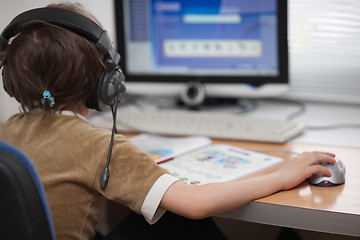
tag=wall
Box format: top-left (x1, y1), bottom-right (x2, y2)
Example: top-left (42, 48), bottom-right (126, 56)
top-left (0, 0), bottom-right (115, 122)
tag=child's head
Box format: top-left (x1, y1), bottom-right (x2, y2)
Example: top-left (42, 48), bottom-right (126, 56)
top-left (0, 3), bottom-right (105, 113)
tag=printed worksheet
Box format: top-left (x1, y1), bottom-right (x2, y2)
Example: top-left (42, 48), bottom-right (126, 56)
top-left (160, 144), bottom-right (283, 185)
top-left (130, 133), bottom-right (212, 163)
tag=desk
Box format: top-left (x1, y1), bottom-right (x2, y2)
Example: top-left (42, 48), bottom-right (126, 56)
top-left (210, 138), bottom-right (360, 237)
top-left (95, 119), bottom-right (360, 238)
top-left (109, 134), bottom-right (359, 237)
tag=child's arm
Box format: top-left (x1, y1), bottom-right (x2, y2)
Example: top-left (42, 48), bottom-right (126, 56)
top-left (160, 151), bottom-right (336, 219)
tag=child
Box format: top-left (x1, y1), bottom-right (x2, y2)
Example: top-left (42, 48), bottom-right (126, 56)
top-left (0, 3), bottom-right (336, 240)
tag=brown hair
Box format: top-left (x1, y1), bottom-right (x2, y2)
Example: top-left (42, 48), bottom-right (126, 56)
top-left (0, 3), bottom-right (104, 113)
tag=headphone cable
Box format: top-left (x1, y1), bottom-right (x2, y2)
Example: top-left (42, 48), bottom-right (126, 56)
top-left (100, 100), bottom-right (119, 189)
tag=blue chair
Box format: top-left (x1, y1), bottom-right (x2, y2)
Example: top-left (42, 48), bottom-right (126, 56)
top-left (0, 141), bottom-right (56, 240)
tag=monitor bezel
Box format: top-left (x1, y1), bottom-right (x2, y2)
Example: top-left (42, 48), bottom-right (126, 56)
top-left (114, 0), bottom-right (288, 88)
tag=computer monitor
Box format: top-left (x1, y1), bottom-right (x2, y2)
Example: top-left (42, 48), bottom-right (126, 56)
top-left (115, 0), bottom-right (288, 106)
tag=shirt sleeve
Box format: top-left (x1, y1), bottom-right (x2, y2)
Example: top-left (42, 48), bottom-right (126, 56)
top-left (92, 132), bottom-right (176, 217)
top-left (140, 174), bottom-right (179, 224)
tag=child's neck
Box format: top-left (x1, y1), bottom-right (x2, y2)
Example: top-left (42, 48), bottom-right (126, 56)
top-left (65, 105), bottom-right (90, 120)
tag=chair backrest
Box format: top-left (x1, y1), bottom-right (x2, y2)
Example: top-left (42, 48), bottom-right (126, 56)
top-left (0, 141), bottom-right (56, 240)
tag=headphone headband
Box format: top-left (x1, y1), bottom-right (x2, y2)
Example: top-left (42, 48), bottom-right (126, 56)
top-left (0, 7), bottom-right (120, 66)
top-left (0, 6), bottom-right (126, 112)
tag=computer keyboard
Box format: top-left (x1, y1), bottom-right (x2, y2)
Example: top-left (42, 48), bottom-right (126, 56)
top-left (90, 107), bottom-right (307, 143)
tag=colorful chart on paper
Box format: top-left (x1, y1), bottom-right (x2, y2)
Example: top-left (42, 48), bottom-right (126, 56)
top-left (130, 133), bottom-right (211, 163)
top-left (160, 144), bottom-right (283, 185)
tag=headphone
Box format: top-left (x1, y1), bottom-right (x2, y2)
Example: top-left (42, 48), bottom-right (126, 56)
top-left (0, 7), bottom-right (126, 111)
top-left (0, 7), bottom-right (127, 189)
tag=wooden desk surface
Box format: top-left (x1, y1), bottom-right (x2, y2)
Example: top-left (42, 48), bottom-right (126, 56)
top-left (210, 138), bottom-right (360, 237)
top-left (117, 134), bottom-right (360, 236)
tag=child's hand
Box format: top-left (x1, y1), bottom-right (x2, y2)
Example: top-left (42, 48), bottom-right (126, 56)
top-left (274, 151), bottom-right (336, 190)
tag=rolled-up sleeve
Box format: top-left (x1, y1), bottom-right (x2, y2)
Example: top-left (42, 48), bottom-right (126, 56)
top-left (141, 174), bottom-right (179, 224)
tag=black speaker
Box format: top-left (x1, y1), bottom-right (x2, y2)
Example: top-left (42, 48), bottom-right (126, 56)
top-left (0, 7), bottom-right (126, 111)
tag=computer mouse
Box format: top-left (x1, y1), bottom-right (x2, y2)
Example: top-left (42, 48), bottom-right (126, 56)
top-left (307, 157), bottom-right (346, 187)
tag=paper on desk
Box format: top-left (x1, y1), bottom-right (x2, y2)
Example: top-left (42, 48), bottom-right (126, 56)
top-left (160, 144), bottom-right (283, 185)
top-left (131, 133), bottom-right (283, 185)
top-left (130, 133), bottom-right (212, 163)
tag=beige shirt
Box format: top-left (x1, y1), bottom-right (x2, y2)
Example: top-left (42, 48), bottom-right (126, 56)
top-left (0, 112), bottom-right (176, 240)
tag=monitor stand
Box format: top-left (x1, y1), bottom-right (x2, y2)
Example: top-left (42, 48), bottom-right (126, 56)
top-left (176, 97), bottom-right (256, 113)
top-left (177, 81), bottom-right (256, 113)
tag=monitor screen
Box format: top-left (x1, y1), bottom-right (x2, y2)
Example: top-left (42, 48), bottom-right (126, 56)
top-left (115, 0), bottom-right (288, 104)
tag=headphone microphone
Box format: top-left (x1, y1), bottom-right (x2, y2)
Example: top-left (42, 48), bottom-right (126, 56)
top-left (0, 7), bottom-right (126, 190)
top-left (100, 87), bottom-right (124, 189)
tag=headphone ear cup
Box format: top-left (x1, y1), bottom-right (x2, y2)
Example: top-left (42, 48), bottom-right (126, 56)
top-left (86, 67), bottom-right (126, 111)
top-left (85, 78), bottom-right (102, 110)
